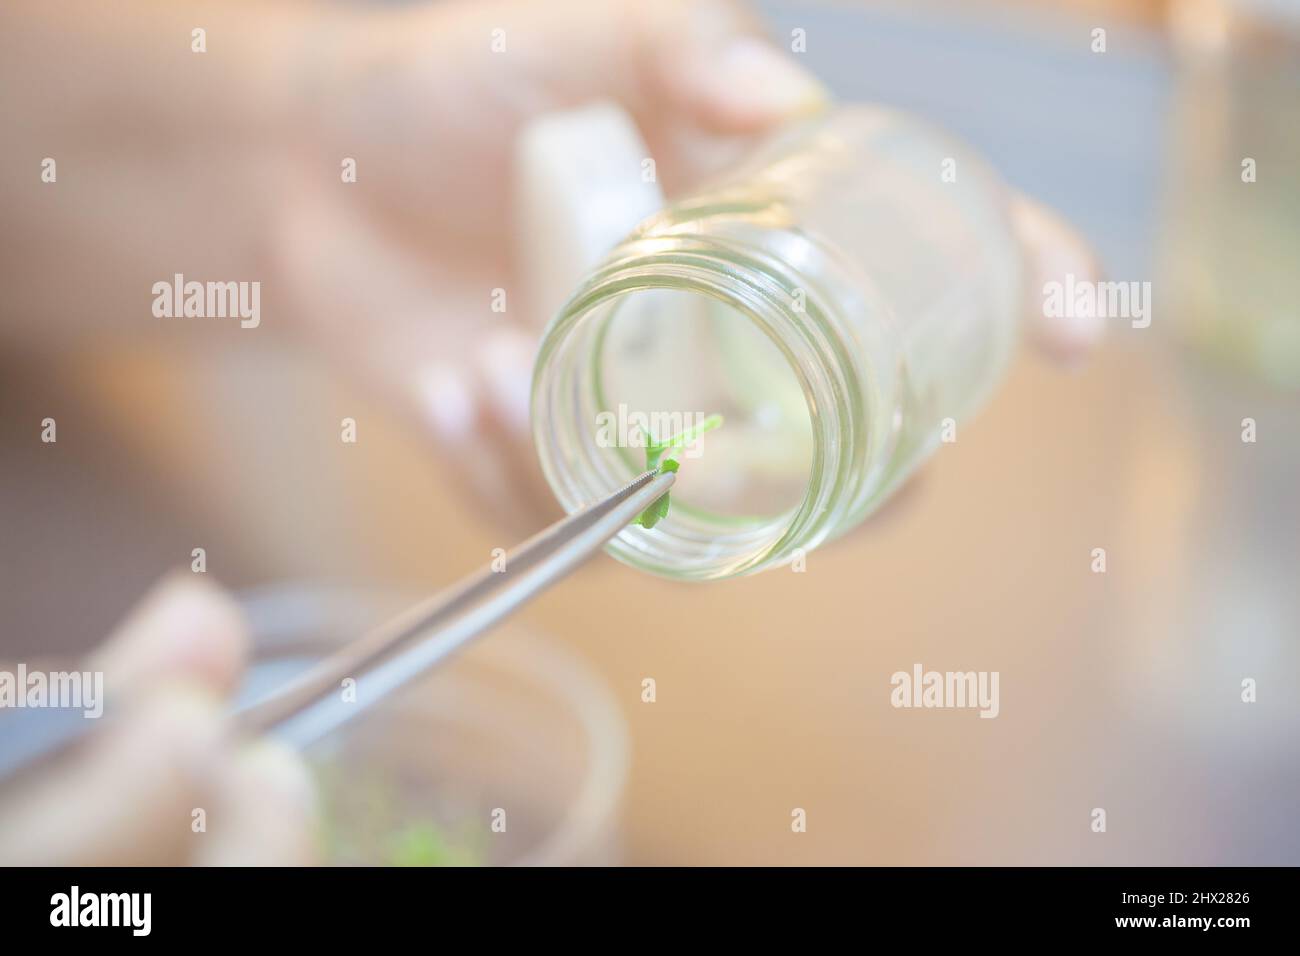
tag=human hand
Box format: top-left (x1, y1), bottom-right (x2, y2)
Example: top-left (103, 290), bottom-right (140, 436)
top-left (0, 576), bottom-right (316, 866)
top-left (271, 0), bottom-right (1101, 524)
top-left (1, 0), bottom-right (1099, 528)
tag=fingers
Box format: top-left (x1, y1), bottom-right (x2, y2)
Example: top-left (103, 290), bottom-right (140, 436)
top-left (90, 572), bottom-right (249, 699)
top-left (422, 325), bottom-right (563, 531)
top-left (0, 576), bottom-right (318, 865)
top-left (0, 576), bottom-right (240, 864)
top-left (194, 740), bottom-right (318, 867)
top-left (518, 0), bottom-right (827, 189)
top-left (1010, 194), bottom-right (1105, 366)
top-left (333, 0), bottom-right (827, 223)
top-left (0, 685), bottom-right (225, 865)
top-left (640, 5), bottom-right (829, 134)
top-left (0, 690), bottom-right (319, 866)
top-left (427, 0), bottom-right (827, 133)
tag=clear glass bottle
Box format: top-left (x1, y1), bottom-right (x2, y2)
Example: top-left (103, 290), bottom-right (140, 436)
top-left (531, 105), bottom-right (1024, 581)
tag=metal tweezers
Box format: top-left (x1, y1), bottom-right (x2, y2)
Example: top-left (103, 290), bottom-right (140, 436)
top-left (0, 468), bottom-right (674, 783)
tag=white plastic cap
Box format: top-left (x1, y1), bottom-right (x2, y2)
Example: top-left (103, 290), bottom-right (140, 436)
top-left (514, 102), bottom-right (666, 326)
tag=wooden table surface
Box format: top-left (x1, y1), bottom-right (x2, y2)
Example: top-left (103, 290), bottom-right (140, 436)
top-left (6, 329), bottom-right (1295, 864)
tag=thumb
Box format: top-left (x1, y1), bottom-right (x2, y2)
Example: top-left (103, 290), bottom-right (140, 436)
top-left (433, 0), bottom-right (827, 134)
top-left (380, 0), bottom-right (829, 195)
top-left (546, 0), bottom-right (829, 134)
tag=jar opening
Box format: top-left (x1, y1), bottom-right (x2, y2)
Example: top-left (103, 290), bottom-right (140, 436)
top-left (532, 247), bottom-right (867, 580)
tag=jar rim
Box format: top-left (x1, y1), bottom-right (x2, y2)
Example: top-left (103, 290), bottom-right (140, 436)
top-left (530, 234), bottom-right (875, 580)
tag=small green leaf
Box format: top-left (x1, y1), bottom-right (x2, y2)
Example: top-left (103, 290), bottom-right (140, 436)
top-left (637, 494), bottom-right (669, 529)
top-left (632, 416), bottom-right (721, 529)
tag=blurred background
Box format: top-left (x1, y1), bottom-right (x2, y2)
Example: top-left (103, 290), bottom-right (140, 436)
top-left (2, 0), bottom-right (1298, 864)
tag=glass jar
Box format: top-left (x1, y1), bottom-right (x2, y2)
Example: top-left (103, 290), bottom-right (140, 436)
top-left (238, 585), bottom-right (630, 865)
top-left (531, 105), bottom-right (1024, 581)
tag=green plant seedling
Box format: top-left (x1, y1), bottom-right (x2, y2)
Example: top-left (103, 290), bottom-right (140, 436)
top-left (634, 414), bottom-right (723, 529)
